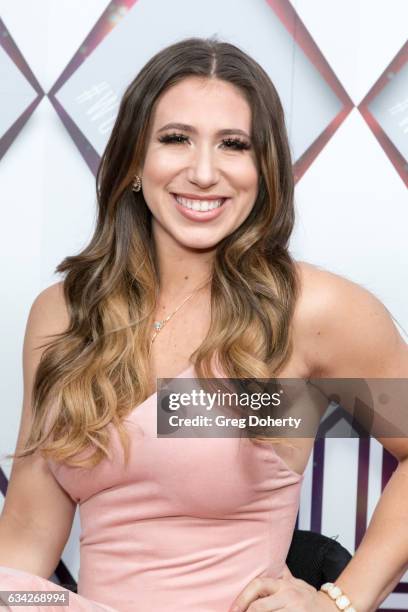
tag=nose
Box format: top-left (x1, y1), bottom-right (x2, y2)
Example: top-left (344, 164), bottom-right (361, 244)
top-left (186, 143), bottom-right (219, 188)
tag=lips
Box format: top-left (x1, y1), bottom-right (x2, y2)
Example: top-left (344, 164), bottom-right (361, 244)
top-left (172, 192), bottom-right (228, 201)
top-left (171, 193), bottom-right (229, 221)
top-left (172, 194), bottom-right (226, 210)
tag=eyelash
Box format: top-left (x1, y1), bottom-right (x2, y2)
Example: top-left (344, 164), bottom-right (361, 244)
top-left (158, 133), bottom-right (251, 151)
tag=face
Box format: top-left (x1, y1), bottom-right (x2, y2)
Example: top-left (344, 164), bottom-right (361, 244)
top-left (139, 76), bottom-right (260, 251)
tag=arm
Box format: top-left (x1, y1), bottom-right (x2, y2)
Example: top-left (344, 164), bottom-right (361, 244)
top-left (228, 264), bottom-right (408, 612)
top-left (303, 265), bottom-right (408, 612)
top-left (0, 283), bottom-right (76, 578)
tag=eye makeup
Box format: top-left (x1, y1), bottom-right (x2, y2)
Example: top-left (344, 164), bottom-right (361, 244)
top-left (158, 132), bottom-right (251, 151)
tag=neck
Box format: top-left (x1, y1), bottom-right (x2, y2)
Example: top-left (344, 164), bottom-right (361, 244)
top-left (153, 229), bottom-right (215, 301)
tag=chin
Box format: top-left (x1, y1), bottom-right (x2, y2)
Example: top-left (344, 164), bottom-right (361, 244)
top-left (176, 235), bottom-right (224, 251)
top-left (170, 228), bottom-right (227, 250)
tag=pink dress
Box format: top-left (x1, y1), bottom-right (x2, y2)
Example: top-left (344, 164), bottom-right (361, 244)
top-left (0, 364), bottom-right (303, 611)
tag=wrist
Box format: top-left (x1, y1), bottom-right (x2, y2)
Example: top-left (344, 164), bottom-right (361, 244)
top-left (316, 590), bottom-right (341, 610)
top-left (319, 583), bottom-right (357, 612)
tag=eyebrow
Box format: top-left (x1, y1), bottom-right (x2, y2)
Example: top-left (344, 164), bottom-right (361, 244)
top-left (156, 122), bottom-right (251, 139)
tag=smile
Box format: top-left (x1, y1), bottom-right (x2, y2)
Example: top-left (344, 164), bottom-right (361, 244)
top-left (171, 193), bottom-right (229, 222)
top-left (173, 194), bottom-right (226, 212)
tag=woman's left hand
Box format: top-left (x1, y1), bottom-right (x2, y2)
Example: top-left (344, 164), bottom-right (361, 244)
top-left (228, 566), bottom-right (336, 611)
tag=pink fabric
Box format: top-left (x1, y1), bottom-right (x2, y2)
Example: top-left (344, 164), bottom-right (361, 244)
top-left (0, 365), bottom-right (303, 611)
top-left (0, 566), bottom-right (115, 611)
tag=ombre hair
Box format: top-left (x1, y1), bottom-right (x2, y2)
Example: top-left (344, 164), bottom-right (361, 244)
top-left (10, 36), bottom-right (300, 469)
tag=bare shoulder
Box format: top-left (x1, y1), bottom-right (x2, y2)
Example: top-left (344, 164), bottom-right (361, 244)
top-left (23, 281), bottom-right (70, 382)
top-left (27, 281), bottom-right (69, 344)
top-left (294, 260), bottom-right (374, 314)
top-left (29, 281), bottom-right (68, 324)
top-left (292, 260), bottom-right (408, 377)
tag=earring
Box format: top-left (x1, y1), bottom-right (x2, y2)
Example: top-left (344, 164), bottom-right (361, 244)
top-left (131, 175), bottom-right (142, 192)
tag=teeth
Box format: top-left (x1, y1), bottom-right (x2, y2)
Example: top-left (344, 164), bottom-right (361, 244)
top-left (174, 195), bottom-right (225, 211)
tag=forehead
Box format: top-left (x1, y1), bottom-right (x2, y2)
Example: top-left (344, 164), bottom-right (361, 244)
top-left (150, 77), bottom-right (252, 130)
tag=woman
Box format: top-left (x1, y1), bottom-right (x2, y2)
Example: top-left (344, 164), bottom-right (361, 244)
top-left (0, 36), bottom-right (407, 612)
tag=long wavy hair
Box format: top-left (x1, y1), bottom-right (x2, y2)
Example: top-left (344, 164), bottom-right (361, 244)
top-left (10, 36), bottom-right (300, 469)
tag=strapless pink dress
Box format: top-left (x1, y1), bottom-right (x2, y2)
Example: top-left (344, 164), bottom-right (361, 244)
top-left (0, 364), bottom-right (303, 611)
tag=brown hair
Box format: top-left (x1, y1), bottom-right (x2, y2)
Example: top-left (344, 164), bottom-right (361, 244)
top-left (9, 36), bottom-right (300, 469)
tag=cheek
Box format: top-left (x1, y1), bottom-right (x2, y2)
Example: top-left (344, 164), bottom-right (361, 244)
top-left (231, 157), bottom-right (259, 189)
top-left (144, 148), bottom-right (183, 182)
top-left (233, 166), bottom-right (259, 219)
top-left (238, 170), bottom-right (260, 202)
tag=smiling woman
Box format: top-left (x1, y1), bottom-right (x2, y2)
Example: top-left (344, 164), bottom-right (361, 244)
top-left (1, 35), bottom-right (407, 612)
top-left (138, 76), bottom-right (261, 245)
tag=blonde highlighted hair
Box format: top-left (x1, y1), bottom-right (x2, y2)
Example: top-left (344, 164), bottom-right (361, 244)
top-left (9, 36), bottom-right (300, 469)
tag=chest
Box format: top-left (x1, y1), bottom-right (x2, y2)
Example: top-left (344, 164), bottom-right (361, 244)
top-left (147, 298), bottom-right (318, 477)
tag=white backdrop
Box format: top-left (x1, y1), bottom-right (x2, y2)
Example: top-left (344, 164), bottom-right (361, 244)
top-left (0, 1), bottom-right (407, 609)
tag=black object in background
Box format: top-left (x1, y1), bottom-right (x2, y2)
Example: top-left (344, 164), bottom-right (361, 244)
top-left (286, 529), bottom-right (352, 588)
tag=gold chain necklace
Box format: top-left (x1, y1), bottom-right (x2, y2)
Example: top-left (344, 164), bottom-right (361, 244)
top-left (150, 280), bottom-right (211, 348)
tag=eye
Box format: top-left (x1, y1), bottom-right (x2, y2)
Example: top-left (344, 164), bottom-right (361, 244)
top-left (221, 138), bottom-right (251, 151)
top-left (158, 133), bottom-right (251, 151)
top-left (158, 133), bottom-right (188, 145)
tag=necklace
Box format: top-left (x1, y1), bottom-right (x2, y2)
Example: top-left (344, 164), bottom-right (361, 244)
top-left (150, 280), bottom-right (211, 347)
